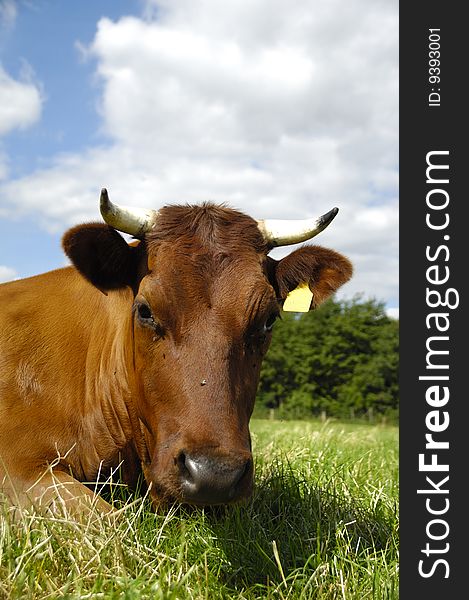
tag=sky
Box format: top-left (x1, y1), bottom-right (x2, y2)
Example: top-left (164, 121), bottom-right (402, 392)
top-left (0, 0), bottom-right (398, 317)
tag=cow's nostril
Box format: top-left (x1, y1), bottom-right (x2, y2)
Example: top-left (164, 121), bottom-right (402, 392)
top-left (176, 451), bottom-right (192, 481)
top-left (175, 452), bottom-right (187, 474)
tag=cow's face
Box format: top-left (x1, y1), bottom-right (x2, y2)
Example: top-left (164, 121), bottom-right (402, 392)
top-left (63, 202), bottom-right (352, 506)
top-left (129, 207), bottom-right (280, 505)
top-left (133, 235), bottom-right (278, 505)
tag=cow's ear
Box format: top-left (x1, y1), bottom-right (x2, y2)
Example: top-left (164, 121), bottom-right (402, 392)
top-left (268, 245), bottom-right (353, 309)
top-left (62, 223), bottom-right (140, 292)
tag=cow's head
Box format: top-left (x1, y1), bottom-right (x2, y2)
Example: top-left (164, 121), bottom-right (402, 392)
top-left (62, 190), bottom-right (352, 506)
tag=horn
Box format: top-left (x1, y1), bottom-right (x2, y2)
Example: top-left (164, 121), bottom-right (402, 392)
top-left (256, 207), bottom-right (339, 247)
top-left (99, 188), bottom-right (158, 237)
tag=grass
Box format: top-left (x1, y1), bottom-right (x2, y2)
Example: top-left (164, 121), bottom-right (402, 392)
top-left (0, 419), bottom-right (398, 599)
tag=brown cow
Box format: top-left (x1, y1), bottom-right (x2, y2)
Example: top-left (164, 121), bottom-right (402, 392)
top-left (0, 190), bottom-right (352, 517)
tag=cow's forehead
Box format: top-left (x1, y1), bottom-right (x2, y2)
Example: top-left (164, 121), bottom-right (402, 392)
top-left (143, 241), bottom-right (271, 312)
top-left (142, 204), bottom-right (268, 289)
top-left (144, 202), bottom-right (268, 256)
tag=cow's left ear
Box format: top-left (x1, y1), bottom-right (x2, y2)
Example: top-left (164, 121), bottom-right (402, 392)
top-left (268, 245), bottom-right (353, 309)
top-left (62, 223), bottom-right (141, 292)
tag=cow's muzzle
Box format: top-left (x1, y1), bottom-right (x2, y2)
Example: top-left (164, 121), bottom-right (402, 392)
top-left (176, 451), bottom-right (253, 505)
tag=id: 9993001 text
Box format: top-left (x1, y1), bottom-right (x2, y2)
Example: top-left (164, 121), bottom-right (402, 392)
top-left (428, 29), bottom-right (441, 107)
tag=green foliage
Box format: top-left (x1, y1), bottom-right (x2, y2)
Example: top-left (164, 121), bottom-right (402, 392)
top-left (256, 296), bottom-right (399, 420)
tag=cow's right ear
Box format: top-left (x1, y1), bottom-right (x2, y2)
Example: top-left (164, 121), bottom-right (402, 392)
top-left (62, 223), bottom-right (140, 292)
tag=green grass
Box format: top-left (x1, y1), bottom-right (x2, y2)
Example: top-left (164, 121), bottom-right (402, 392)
top-left (0, 419), bottom-right (398, 599)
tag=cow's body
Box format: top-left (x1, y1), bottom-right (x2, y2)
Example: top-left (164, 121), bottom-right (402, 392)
top-left (0, 268), bottom-right (141, 513)
top-left (0, 200), bottom-right (352, 516)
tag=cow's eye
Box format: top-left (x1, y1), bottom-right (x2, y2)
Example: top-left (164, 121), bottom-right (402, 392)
top-left (135, 301), bottom-right (165, 337)
top-left (138, 302), bottom-right (152, 320)
top-left (263, 312), bottom-right (279, 332)
top-left (135, 301), bottom-right (157, 328)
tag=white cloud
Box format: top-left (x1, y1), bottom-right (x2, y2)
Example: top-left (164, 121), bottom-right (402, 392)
top-left (386, 307), bottom-right (399, 320)
top-left (0, 64), bottom-right (42, 136)
top-left (0, 147), bottom-right (8, 180)
top-left (0, 0), bottom-right (398, 306)
top-left (0, 0), bottom-right (17, 30)
top-left (0, 265), bottom-right (16, 283)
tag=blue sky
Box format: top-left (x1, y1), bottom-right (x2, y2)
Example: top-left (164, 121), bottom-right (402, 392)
top-left (0, 0), bottom-right (398, 316)
top-left (0, 1), bottom-right (142, 276)
top-left (1, 1), bottom-right (142, 172)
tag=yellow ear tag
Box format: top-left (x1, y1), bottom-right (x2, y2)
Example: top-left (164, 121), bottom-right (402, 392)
top-left (283, 283), bottom-right (313, 312)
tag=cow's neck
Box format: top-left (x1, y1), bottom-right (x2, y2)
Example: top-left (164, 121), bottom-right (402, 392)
top-left (84, 288), bottom-right (150, 478)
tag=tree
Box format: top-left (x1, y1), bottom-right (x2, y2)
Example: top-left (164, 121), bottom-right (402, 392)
top-left (256, 296), bottom-right (399, 420)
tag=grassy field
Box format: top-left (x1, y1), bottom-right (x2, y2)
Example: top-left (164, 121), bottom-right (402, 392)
top-left (0, 419), bottom-right (398, 599)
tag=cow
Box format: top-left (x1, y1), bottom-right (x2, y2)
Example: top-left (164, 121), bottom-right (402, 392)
top-left (0, 190), bottom-right (352, 517)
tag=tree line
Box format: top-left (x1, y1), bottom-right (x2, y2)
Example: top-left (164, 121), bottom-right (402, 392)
top-left (255, 296), bottom-right (399, 421)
